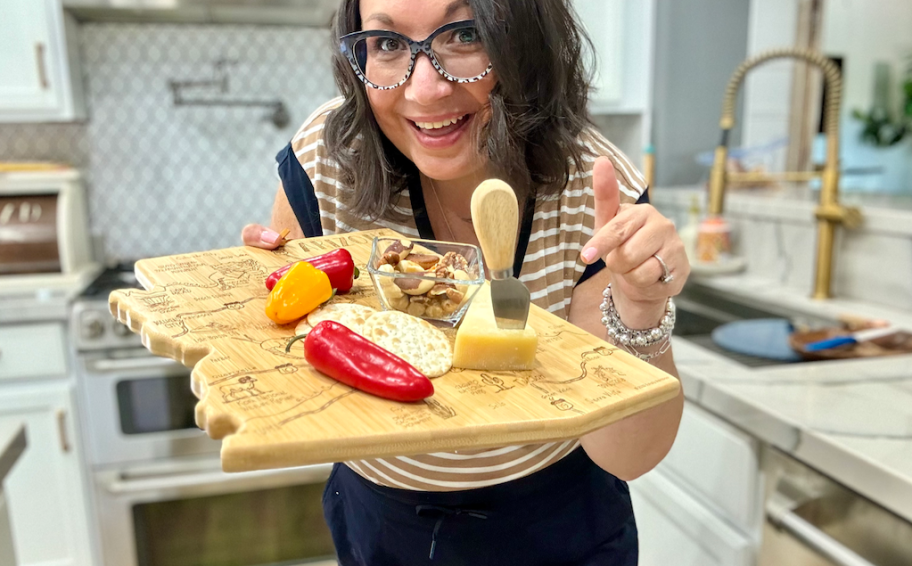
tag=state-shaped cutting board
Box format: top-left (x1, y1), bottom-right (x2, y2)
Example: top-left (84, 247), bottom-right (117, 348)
top-left (109, 229), bottom-right (680, 472)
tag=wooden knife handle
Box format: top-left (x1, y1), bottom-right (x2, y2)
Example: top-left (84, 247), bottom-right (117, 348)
top-left (471, 179), bottom-right (518, 273)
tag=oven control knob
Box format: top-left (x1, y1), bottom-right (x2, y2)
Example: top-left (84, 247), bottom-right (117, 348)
top-left (111, 320), bottom-right (132, 337)
top-left (81, 312), bottom-right (106, 340)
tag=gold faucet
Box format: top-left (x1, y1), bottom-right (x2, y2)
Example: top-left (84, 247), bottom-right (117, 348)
top-left (708, 47), bottom-right (862, 300)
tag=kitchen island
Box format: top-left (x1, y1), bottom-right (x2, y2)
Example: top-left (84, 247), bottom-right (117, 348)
top-left (672, 274), bottom-right (912, 524)
top-left (631, 186), bottom-right (912, 564)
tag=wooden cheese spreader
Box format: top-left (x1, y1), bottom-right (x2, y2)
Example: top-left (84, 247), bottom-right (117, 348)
top-left (109, 229), bottom-right (680, 472)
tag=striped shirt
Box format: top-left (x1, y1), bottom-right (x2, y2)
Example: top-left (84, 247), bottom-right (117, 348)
top-left (281, 96), bottom-right (646, 491)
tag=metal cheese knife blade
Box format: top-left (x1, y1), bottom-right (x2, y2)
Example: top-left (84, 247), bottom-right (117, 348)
top-left (471, 179), bottom-right (531, 329)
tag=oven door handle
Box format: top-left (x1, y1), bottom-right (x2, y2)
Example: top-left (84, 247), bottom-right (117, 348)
top-left (766, 498), bottom-right (876, 566)
top-left (105, 463), bottom-right (333, 495)
top-left (88, 356), bottom-right (182, 373)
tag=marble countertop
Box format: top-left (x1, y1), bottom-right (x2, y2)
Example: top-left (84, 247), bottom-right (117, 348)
top-left (0, 265), bottom-right (100, 324)
top-left (0, 289), bottom-right (74, 324)
top-left (673, 275), bottom-right (912, 523)
top-left (0, 424), bottom-right (26, 484)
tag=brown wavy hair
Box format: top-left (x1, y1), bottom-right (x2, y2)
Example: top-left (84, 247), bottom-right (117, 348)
top-left (324, 0), bottom-right (595, 220)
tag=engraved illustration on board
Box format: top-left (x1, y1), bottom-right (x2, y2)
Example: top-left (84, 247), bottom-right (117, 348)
top-left (108, 228), bottom-right (680, 471)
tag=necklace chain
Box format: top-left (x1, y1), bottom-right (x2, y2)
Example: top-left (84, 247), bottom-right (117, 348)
top-left (428, 178), bottom-right (460, 241)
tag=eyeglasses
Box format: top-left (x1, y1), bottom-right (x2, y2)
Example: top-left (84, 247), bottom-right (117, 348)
top-left (340, 20), bottom-right (493, 90)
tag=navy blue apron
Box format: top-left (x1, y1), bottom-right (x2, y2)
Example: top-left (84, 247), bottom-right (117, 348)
top-left (276, 142), bottom-right (652, 565)
top-left (322, 447), bottom-right (637, 566)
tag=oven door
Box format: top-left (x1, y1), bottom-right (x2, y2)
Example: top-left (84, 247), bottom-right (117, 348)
top-left (94, 456), bottom-right (337, 566)
top-left (79, 349), bottom-right (220, 467)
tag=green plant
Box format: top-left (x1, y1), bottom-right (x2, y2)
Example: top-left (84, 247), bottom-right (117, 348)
top-left (851, 107), bottom-right (907, 147)
top-left (904, 54), bottom-right (912, 119)
top-left (852, 58), bottom-right (911, 147)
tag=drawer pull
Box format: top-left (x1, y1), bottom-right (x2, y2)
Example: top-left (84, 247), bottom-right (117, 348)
top-left (56, 409), bottom-right (70, 453)
top-left (36, 43), bottom-right (49, 89)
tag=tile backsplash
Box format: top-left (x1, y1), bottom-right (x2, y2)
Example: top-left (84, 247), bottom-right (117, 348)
top-left (0, 23), bottom-right (338, 262)
top-left (652, 187), bottom-right (912, 311)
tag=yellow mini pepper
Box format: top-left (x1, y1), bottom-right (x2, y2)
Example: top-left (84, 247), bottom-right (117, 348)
top-left (265, 261), bottom-right (333, 324)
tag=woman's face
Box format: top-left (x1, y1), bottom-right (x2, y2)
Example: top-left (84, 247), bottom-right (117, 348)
top-left (358, 0), bottom-right (496, 183)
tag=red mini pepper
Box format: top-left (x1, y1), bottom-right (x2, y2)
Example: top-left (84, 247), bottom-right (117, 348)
top-left (266, 248), bottom-right (359, 293)
top-left (289, 320), bottom-right (434, 402)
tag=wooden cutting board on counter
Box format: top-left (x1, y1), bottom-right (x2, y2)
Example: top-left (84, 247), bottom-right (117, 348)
top-left (109, 229), bottom-right (680, 472)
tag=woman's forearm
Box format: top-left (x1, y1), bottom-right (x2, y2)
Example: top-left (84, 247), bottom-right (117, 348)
top-left (570, 274), bottom-right (684, 480)
top-left (580, 341), bottom-right (683, 481)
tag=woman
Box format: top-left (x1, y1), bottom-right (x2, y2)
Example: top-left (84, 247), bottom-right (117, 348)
top-left (243, 0), bottom-right (689, 563)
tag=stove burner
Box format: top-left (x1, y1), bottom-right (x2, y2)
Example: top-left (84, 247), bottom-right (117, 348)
top-left (117, 272), bottom-right (138, 285)
top-left (79, 263), bottom-right (142, 299)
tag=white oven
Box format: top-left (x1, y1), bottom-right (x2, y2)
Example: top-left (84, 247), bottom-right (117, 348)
top-left (78, 349), bottom-right (217, 466)
top-left (92, 454), bottom-right (336, 566)
top-left (72, 273), bottom-right (338, 566)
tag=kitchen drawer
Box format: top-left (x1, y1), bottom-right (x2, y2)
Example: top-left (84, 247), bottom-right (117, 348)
top-left (631, 471), bottom-right (754, 566)
top-left (0, 323), bottom-right (67, 380)
top-left (657, 401), bottom-right (761, 532)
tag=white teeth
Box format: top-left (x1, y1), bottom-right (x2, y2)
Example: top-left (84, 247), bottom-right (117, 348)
top-left (415, 115), bottom-right (466, 130)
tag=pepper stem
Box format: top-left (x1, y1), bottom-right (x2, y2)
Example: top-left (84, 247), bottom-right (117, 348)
top-left (285, 333), bottom-right (308, 353)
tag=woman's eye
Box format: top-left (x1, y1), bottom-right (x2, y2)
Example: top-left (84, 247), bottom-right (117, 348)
top-left (455, 29), bottom-right (478, 43)
top-left (377, 38), bottom-right (402, 52)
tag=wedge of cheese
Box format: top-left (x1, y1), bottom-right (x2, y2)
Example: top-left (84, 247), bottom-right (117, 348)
top-left (453, 286), bottom-right (538, 370)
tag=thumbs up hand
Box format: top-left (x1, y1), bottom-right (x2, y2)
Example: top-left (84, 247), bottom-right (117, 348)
top-left (580, 157), bottom-right (689, 328)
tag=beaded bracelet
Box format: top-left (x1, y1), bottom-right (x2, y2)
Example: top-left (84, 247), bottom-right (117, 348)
top-left (600, 284), bottom-right (675, 361)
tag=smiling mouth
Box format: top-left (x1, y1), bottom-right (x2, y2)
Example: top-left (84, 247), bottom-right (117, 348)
top-left (409, 114), bottom-right (471, 136)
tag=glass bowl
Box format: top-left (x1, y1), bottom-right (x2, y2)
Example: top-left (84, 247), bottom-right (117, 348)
top-left (367, 237), bottom-right (485, 327)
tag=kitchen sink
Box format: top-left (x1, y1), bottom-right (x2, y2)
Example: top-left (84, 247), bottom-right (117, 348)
top-left (674, 285), bottom-right (834, 368)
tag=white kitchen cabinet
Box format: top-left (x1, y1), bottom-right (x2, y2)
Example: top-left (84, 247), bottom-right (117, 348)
top-left (658, 401), bottom-right (762, 532)
top-left (0, 323), bottom-right (68, 382)
top-left (574, 0), bottom-right (655, 169)
top-left (0, 0), bottom-right (85, 122)
top-left (631, 471), bottom-right (755, 566)
top-left (574, 0), bottom-right (654, 113)
top-left (630, 401), bottom-right (763, 565)
top-left (0, 382), bottom-right (95, 566)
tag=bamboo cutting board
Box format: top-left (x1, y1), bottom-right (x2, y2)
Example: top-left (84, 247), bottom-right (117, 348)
top-left (109, 229), bottom-right (680, 472)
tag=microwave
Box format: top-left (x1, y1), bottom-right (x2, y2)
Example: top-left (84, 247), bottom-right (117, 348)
top-left (0, 168), bottom-right (97, 286)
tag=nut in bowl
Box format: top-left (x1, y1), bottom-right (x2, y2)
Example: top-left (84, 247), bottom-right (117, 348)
top-left (367, 237), bottom-right (485, 327)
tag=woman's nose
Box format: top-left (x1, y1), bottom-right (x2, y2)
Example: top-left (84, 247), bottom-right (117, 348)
top-left (404, 53), bottom-right (453, 104)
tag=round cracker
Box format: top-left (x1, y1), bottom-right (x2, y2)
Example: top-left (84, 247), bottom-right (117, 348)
top-left (294, 318), bottom-right (313, 336)
top-left (362, 310), bottom-right (452, 377)
top-left (306, 303), bottom-right (377, 335)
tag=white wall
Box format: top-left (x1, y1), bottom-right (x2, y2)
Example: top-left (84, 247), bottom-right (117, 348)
top-left (822, 0), bottom-right (912, 114)
top-left (651, 0), bottom-right (751, 186)
top-left (740, 0), bottom-right (912, 192)
top-left (821, 0), bottom-right (912, 192)
top-left (741, 0), bottom-right (800, 173)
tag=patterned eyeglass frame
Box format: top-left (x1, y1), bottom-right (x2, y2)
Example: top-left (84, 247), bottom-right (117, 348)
top-left (340, 19), bottom-right (493, 90)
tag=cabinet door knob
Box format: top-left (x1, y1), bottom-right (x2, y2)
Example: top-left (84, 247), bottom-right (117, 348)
top-left (56, 409), bottom-right (70, 453)
top-left (35, 42), bottom-right (50, 90)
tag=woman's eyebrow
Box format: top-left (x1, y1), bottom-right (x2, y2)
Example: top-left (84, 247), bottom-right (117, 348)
top-left (363, 0), bottom-right (469, 28)
top-left (444, 0), bottom-right (470, 19)
top-left (363, 12), bottom-right (394, 26)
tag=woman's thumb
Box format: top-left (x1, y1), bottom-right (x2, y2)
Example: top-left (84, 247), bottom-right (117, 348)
top-left (593, 157), bottom-right (620, 231)
top-left (242, 224), bottom-right (283, 249)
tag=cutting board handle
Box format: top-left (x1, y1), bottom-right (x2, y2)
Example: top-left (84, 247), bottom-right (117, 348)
top-left (471, 179), bottom-right (518, 273)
